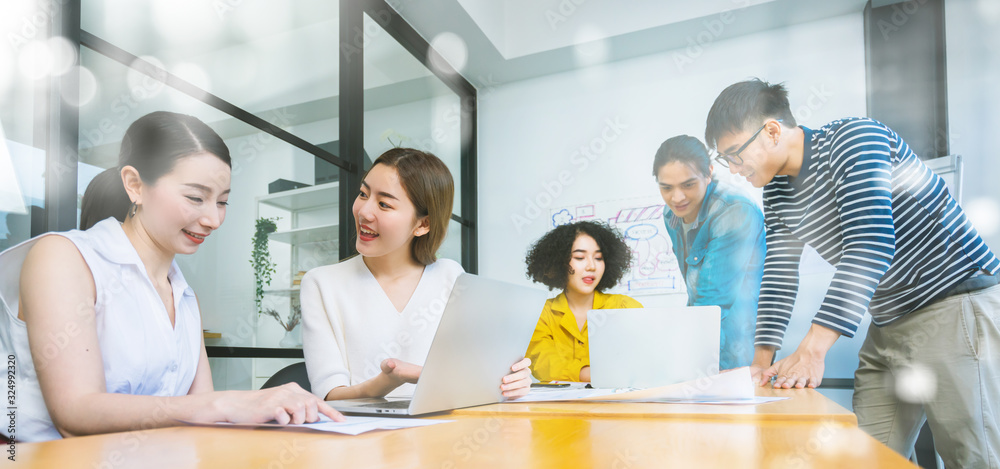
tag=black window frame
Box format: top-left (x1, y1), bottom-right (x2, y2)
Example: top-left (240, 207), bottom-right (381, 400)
top-left (38, 0), bottom-right (478, 359)
top-left (42, 0), bottom-right (477, 268)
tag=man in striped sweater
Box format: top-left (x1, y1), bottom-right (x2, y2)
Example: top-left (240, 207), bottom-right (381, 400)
top-left (704, 78), bottom-right (999, 467)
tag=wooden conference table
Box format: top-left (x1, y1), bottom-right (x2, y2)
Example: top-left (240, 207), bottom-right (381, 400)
top-left (14, 388), bottom-right (914, 468)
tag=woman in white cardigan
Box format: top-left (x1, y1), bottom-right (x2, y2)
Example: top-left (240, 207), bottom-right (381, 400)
top-left (302, 148), bottom-right (532, 400)
top-left (1, 112), bottom-right (340, 443)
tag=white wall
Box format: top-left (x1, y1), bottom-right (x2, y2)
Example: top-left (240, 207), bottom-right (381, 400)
top-left (944, 0), bottom-right (1000, 250)
top-left (476, 13), bottom-right (871, 397)
top-left (478, 13), bottom-right (866, 289)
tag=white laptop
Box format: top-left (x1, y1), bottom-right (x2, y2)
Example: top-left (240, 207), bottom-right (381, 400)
top-left (326, 273), bottom-right (548, 416)
top-left (587, 306), bottom-right (721, 389)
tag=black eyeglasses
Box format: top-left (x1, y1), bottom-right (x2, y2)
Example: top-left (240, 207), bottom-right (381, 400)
top-left (713, 119), bottom-right (781, 168)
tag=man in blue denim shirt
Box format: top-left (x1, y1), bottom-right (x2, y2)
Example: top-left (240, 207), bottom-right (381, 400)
top-left (653, 135), bottom-right (766, 370)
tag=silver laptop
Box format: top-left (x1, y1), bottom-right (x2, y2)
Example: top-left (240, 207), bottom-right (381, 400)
top-left (587, 306), bottom-right (721, 389)
top-left (327, 273), bottom-right (548, 415)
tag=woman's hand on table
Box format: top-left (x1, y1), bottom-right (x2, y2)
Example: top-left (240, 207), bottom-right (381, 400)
top-left (217, 383), bottom-right (344, 424)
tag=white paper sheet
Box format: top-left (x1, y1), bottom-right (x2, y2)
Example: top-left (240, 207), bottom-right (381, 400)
top-left (582, 367), bottom-right (755, 402)
top-left (179, 415), bottom-right (453, 436)
top-left (516, 368), bottom-right (787, 405)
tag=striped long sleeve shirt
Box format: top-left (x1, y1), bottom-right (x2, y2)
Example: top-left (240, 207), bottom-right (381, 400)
top-left (755, 118), bottom-right (1000, 348)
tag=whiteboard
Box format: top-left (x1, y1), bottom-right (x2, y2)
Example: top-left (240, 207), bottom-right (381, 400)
top-left (549, 195), bottom-right (685, 296)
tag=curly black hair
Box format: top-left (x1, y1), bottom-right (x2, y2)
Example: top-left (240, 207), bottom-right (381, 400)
top-left (525, 220), bottom-right (632, 292)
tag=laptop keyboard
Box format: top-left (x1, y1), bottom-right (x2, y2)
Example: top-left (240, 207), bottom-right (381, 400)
top-left (358, 400), bottom-right (411, 409)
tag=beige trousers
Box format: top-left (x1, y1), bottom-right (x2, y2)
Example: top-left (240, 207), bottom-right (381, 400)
top-left (853, 283), bottom-right (1000, 468)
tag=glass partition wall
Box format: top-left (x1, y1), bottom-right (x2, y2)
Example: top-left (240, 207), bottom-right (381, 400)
top-left (1, 0), bottom-right (73, 251)
top-left (362, 12), bottom-right (467, 264)
top-left (12, 0), bottom-right (477, 391)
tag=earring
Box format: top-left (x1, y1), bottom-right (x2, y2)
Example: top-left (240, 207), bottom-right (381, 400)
top-left (129, 202), bottom-right (138, 218)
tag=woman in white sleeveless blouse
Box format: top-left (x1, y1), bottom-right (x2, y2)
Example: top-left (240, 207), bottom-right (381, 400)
top-left (0, 112), bottom-right (341, 443)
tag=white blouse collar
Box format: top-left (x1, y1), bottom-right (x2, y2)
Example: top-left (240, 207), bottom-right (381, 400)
top-left (87, 218), bottom-right (195, 299)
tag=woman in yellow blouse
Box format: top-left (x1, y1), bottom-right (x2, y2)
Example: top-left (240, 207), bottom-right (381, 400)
top-left (524, 220), bottom-right (642, 382)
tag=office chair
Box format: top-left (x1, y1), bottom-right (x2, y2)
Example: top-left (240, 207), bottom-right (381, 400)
top-left (260, 361), bottom-right (311, 393)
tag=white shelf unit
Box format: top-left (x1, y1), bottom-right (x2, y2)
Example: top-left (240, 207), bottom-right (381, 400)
top-left (253, 182), bottom-right (341, 389)
top-left (267, 224), bottom-right (339, 245)
top-left (261, 286), bottom-right (301, 296)
top-left (257, 182), bottom-right (340, 248)
top-left (257, 182), bottom-right (343, 212)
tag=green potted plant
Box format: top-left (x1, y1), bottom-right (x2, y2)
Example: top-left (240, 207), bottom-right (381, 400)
top-left (251, 217), bottom-right (303, 347)
top-left (251, 217), bottom-right (278, 316)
